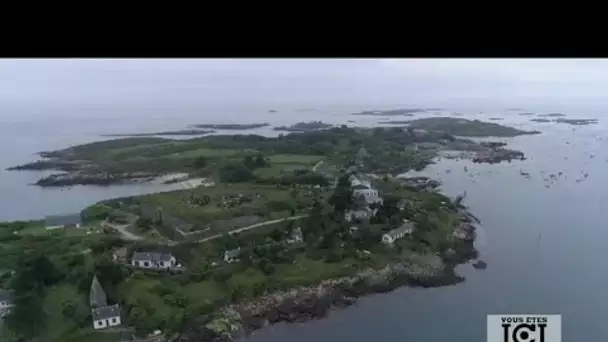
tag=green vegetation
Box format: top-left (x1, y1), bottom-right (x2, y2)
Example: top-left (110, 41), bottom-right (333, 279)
top-left (406, 117), bottom-right (540, 137)
top-left (0, 125), bottom-right (491, 340)
top-left (101, 129), bottom-right (215, 137)
top-left (191, 123), bottom-right (270, 130)
top-left (273, 121), bottom-right (333, 132)
top-left (9, 121), bottom-right (530, 187)
top-left (0, 165), bottom-right (468, 341)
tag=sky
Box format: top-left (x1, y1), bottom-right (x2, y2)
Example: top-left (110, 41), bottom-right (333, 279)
top-left (0, 58), bottom-right (607, 113)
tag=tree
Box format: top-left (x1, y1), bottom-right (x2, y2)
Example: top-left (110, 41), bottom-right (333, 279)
top-left (136, 217), bottom-right (152, 231)
top-left (219, 163), bottom-right (255, 183)
top-left (4, 291), bottom-right (46, 340)
top-left (94, 258), bottom-right (126, 302)
top-left (254, 155), bottom-right (269, 168)
top-left (81, 203), bottom-right (112, 223)
top-left (193, 156), bottom-right (207, 168)
top-left (257, 257), bottom-right (275, 275)
top-left (243, 155), bottom-right (255, 169)
top-left (328, 174), bottom-right (353, 213)
top-left (270, 228), bottom-right (283, 242)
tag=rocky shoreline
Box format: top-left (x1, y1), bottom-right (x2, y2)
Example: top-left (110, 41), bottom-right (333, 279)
top-left (34, 171), bottom-right (160, 187)
top-left (175, 235), bottom-right (479, 342)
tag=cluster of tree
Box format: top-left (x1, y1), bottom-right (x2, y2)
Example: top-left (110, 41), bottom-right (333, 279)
top-left (4, 244), bottom-right (127, 341)
top-left (218, 163), bottom-right (255, 183)
top-left (243, 155), bottom-right (269, 170)
top-left (80, 203), bottom-right (112, 223)
top-left (255, 173), bottom-right (330, 187)
top-left (189, 194), bottom-right (211, 206)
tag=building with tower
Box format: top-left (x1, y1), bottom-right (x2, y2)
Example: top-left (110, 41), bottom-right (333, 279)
top-left (90, 275), bottom-right (122, 330)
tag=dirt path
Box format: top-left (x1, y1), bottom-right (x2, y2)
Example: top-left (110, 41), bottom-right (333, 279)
top-left (313, 160), bottom-right (324, 172)
top-left (191, 215), bottom-right (308, 244)
top-left (105, 215), bottom-right (308, 246)
top-left (102, 221), bottom-right (144, 241)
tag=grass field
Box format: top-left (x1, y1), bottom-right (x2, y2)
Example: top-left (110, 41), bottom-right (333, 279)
top-left (169, 148), bottom-right (242, 159)
top-left (182, 280), bottom-right (226, 304)
top-left (268, 154), bottom-right (324, 165)
top-left (139, 184), bottom-right (306, 230)
top-left (43, 284), bottom-right (88, 341)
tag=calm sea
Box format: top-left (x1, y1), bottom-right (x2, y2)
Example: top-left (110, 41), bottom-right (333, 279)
top-left (1, 105), bottom-right (607, 341)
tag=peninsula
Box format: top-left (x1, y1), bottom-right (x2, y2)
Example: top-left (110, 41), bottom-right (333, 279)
top-left (8, 120), bottom-right (532, 187)
top-left (0, 118), bottom-right (538, 342)
top-left (0, 145), bottom-right (481, 342)
top-left (101, 129), bottom-right (215, 137)
top-left (191, 123), bottom-right (270, 130)
top-left (390, 117), bottom-right (539, 137)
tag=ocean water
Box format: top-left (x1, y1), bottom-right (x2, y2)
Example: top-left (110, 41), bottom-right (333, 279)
top-left (1, 105), bottom-right (607, 341)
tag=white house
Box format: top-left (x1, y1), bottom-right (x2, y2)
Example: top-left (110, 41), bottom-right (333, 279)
top-left (223, 248), bottom-right (241, 263)
top-left (285, 227), bottom-right (304, 245)
top-left (353, 185), bottom-right (383, 205)
top-left (131, 252), bottom-right (177, 269)
top-left (345, 208), bottom-right (375, 222)
top-left (0, 290), bottom-right (13, 318)
top-left (89, 275), bottom-right (121, 330)
top-left (382, 221), bottom-right (416, 245)
top-left (92, 304), bottom-right (122, 330)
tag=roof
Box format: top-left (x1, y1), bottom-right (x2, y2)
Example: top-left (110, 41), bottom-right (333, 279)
top-left (288, 227), bottom-right (303, 239)
top-left (352, 184), bottom-right (370, 190)
top-left (45, 213), bottom-right (81, 226)
top-left (224, 248), bottom-right (241, 259)
top-left (356, 146), bottom-right (369, 159)
top-left (112, 247), bottom-right (128, 258)
top-left (347, 209), bottom-right (372, 217)
top-left (89, 275), bottom-right (108, 308)
top-left (92, 304), bottom-right (121, 321)
top-left (386, 222), bottom-right (416, 238)
top-left (132, 251), bottom-right (174, 262)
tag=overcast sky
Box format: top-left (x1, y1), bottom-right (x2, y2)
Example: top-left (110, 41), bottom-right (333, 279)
top-left (1, 59), bottom-right (607, 112)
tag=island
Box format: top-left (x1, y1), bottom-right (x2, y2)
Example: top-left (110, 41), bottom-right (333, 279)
top-left (377, 120), bottom-right (412, 125)
top-left (273, 121), bottom-right (333, 132)
top-left (351, 108), bottom-right (424, 116)
top-left (7, 120), bottom-right (534, 187)
top-left (404, 117), bottom-right (540, 137)
top-left (531, 118), bottom-right (551, 123)
top-left (489, 117), bottom-right (504, 121)
top-left (554, 118), bottom-right (598, 125)
top-left (537, 113), bottom-right (566, 117)
top-left (101, 129), bottom-right (215, 137)
top-left (518, 112), bottom-right (535, 116)
top-left (191, 123), bottom-right (270, 130)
